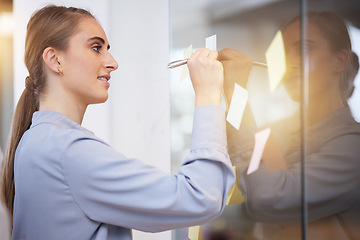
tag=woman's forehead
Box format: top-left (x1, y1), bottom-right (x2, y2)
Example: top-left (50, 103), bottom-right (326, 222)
top-left (73, 17), bottom-right (109, 44)
top-left (283, 21), bottom-right (325, 43)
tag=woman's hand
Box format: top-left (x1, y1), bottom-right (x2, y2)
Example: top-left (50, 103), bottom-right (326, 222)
top-left (187, 48), bottom-right (224, 106)
top-left (218, 48), bottom-right (253, 103)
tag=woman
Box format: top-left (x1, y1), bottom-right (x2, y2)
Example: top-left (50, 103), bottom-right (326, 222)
top-left (0, 5), bottom-right (235, 240)
top-left (219, 12), bottom-right (360, 239)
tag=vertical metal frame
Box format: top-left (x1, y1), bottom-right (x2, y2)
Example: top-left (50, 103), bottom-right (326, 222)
top-left (300, 0), bottom-right (308, 239)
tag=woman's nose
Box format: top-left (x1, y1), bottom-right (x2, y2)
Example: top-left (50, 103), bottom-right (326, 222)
top-left (105, 53), bottom-right (118, 71)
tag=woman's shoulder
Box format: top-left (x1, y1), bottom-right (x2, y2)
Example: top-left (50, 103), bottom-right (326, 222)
top-left (21, 111), bottom-right (106, 153)
top-left (31, 110), bottom-right (95, 136)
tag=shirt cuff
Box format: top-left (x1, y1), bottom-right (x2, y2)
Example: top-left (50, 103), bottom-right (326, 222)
top-left (191, 105), bottom-right (227, 153)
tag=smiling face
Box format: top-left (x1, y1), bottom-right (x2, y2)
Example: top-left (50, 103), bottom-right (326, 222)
top-left (281, 20), bottom-right (342, 102)
top-left (59, 17), bottom-right (118, 106)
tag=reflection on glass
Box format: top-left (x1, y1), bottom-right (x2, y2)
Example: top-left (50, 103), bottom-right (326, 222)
top-left (171, 1), bottom-right (360, 240)
top-left (219, 11), bottom-right (360, 240)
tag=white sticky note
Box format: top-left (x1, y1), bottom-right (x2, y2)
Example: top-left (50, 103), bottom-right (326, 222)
top-left (179, 44), bottom-right (193, 82)
top-left (247, 128), bottom-right (271, 175)
top-left (226, 83), bottom-right (248, 130)
top-left (265, 31), bottom-right (286, 91)
top-left (205, 34), bottom-right (217, 50)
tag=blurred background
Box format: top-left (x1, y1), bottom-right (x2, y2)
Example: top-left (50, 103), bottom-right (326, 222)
top-left (0, 0), bottom-right (13, 151)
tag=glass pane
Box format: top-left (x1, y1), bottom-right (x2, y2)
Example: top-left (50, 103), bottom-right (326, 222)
top-left (169, 1), bottom-right (308, 239)
top-left (302, 1), bottom-right (360, 240)
top-left (170, 0), bottom-right (360, 239)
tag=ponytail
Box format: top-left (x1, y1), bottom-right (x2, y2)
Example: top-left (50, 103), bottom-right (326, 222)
top-left (1, 83), bottom-right (38, 222)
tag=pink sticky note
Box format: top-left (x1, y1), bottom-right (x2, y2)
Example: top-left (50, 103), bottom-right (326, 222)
top-left (247, 128), bottom-right (271, 175)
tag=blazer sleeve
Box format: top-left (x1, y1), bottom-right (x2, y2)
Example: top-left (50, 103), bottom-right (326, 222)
top-left (239, 132), bottom-right (360, 223)
top-left (61, 105), bottom-right (235, 232)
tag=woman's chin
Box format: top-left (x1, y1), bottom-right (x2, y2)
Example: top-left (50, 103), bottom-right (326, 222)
top-left (92, 93), bottom-right (109, 105)
top-left (283, 78), bottom-right (301, 102)
top-left (286, 91), bottom-right (301, 102)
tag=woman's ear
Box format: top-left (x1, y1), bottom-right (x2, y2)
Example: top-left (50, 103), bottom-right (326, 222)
top-left (333, 50), bottom-right (350, 73)
top-left (42, 47), bottom-right (63, 75)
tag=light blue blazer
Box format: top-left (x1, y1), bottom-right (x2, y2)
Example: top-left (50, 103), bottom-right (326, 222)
top-left (12, 105), bottom-right (235, 240)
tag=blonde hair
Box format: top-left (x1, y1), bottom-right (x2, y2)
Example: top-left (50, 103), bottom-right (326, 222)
top-left (0, 5), bottom-right (94, 221)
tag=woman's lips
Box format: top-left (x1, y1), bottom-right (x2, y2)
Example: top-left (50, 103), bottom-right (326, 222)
top-left (97, 75), bottom-right (110, 87)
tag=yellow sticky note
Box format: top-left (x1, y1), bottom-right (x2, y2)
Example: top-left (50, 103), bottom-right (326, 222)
top-left (227, 183), bottom-right (244, 205)
top-left (226, 166), bottom-right (244, 205)
top-left (179, 44), bottom-right (193, 82)
top-left (184, 44), bottom-right (193, 59)
top-left (265, 31), bottom-right (286, 91)
top-left (188, 225), bottom-right (202, 240)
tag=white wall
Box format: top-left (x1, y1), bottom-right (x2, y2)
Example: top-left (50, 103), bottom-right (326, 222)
top-left (13, 0), bottom-right (171, 239)
top-left (108, 1), bottom-right (171, 239)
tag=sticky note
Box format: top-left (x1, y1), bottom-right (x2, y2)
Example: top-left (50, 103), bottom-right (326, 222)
top-left (247, 128), bottom-right (271, 175)
top-left (180, 34), bottom-right (216, 82)
top-left (226, 167), bottom-right (244, 205)
top-left (205, 34), bottom-right (217, 50)
top-left (226, 83), bottom-right (248, 130)
top-left (188, 225), bottom-right (202, 240)
top-left (184, 44), bottom-right (193, 58)
top-left (265, 31), bottom-right (286, 91)
top-left (180, 44), bottom-right (193, 82)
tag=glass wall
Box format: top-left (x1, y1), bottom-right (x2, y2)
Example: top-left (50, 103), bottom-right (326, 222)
top-left (170, 0), bottom-right (360, 239)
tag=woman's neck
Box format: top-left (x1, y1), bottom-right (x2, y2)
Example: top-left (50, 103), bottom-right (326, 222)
top-left (39, 92), bottom-right (87, 125)
top-left (306, 87), bottom-right (345, 126)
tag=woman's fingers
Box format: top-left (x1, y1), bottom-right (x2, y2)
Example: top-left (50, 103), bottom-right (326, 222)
top-left (218, 48), bottom-right (253, 88)
top-left (187, 48), bottom-right (224, 106)
top-left (217, 48), bottom-right (254, 104)
top-left (208, 50), bottom-right (219, 61)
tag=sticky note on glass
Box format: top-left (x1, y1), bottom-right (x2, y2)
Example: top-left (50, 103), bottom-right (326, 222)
top-left (226, 167), bottom-right (244, 205)
top-left (188, 225), bottom-right (202, 240)
top-left (265, 31), bottom-right (286, 91)
top-left (226, 83), bottom-right (248, 130)
top-left (180, 44), bottom-right (193, 82)
top-left (247, 128), bottom-right (271, 175)
top-left (205, 34), bottom-right (217, 50)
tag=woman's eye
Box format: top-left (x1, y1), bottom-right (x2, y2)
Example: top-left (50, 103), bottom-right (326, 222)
top-left (92, 45), bottom-right (102, 52)
top-left (303, 43), bottom-right (314, 51)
